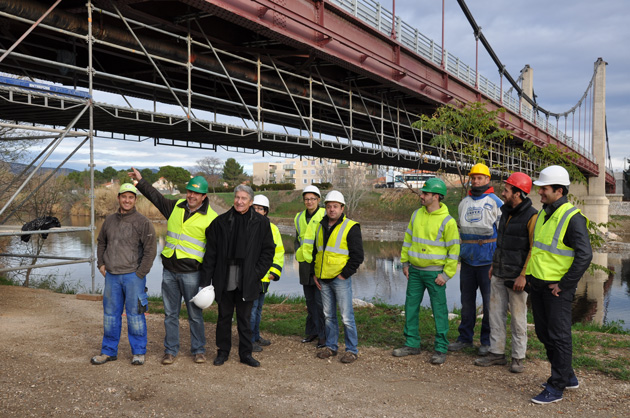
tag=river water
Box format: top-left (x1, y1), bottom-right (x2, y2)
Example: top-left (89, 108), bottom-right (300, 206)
top-left (4, 216), bottom-right (630, 330)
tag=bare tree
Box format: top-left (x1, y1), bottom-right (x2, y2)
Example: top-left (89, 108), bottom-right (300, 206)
top-left (8, 173), bottom-right (70, 287)
top-left (335, 163), bottom-right (370, 218)
top-left (195, 156), bottom-right (223, 192)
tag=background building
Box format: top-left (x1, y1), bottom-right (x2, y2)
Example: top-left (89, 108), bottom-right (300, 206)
top-left (253, 158), bottom-right (379, 190)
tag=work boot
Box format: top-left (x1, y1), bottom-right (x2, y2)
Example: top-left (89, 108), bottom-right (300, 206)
top-left (161, 353), bottom-right (175, 365)
top-left (90, 354), bottom-right (117, 365)
top-left (256, 337), bottom-right (271, 346)
top-left (474, 352), bottom-right (507, 367)
top-left (478, 344), bottom-right (490, 356)
top-left (131, 354), bottom-right (145, 366)
top-left (430, 351), bottom-right (447, 365)
top-left (448, 341), bottom-right (472, 351)
top-left (194, 353), bottom-right (206, 364)
top-left (340, 352), bottom-right (358, 364)
top-left (510, 358), bottom-right (525, 373)
top-left (316, 347), bottom-right (337, 359)
top-left (252, 343), bottom-right (263, 352)
top-left (392, 346), bottom-right (422, 357)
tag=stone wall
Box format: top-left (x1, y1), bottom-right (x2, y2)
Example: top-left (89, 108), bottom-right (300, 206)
top-left (609, 202), bottom-right (630, 216)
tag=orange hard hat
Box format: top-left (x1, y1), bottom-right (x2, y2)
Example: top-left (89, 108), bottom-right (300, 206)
top-left (505, 172), bottom-right (532, 194)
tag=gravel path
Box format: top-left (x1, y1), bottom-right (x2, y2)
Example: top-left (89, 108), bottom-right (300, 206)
top-left (1, 285), bottom-right (628, 417)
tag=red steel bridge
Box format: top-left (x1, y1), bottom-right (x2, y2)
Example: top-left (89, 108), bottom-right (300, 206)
top-left (0, 0), bottom-right (614, 186)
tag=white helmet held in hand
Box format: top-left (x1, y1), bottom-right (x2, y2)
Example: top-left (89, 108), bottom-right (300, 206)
top-left (302, 185), bottom-right (321, 197)
top-left (533, 165), bottom-right (571, 186)
top-left (253, 194), bottom-right (270, 209)
top-left (190, 285), bottom-right (215, 309)
top-left (324, 190), bottom-right (345, 205)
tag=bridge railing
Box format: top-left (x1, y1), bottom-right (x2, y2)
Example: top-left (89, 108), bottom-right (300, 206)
top-left (328, 0), bottom-right (595, 164)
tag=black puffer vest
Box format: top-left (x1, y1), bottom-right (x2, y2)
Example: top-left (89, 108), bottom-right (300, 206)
top-left (492, 197), bottom-right (538, 279)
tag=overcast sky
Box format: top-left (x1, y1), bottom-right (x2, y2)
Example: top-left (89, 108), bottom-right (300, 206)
top-left (34, 0), bottom-right (630, 174)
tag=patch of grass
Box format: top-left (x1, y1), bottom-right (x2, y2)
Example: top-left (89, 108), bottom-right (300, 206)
top-left (145, 293), bottom-right (630, 380)
top-left (0, 275), bottom-right (17, 286)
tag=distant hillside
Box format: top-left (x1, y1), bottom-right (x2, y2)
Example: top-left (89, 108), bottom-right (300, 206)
top-left (7, 162), bottom-right (78, 176)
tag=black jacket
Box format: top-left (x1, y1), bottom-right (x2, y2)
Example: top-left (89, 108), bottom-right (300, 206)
top-left (493, 197), bottom-right (537, 279)
top-left (200, 207), bottom-right (275, 302)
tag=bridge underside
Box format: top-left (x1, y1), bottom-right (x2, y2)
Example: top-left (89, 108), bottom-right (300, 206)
top-left (0, 0), bottom-right (610, 183)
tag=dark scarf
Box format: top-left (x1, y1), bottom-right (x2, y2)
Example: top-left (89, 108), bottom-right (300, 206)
top-left (228, 207), bottom-right (250, 262)
top-left (470, 184), bottom-right (491, 197)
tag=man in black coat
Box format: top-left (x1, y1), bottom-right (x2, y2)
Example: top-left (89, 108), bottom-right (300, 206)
top-left (200, 185), bottom-right (275, 367)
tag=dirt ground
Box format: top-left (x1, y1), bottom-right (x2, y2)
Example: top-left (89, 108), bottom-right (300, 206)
top-left (0, 286), bottom-right (628, 417)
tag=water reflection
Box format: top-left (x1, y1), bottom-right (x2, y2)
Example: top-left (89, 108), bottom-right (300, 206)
top-left (3, 216), bottom-right (629, 329)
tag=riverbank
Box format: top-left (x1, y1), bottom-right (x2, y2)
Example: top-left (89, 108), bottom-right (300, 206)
top-left (1, 285), bottom-right (629, 417)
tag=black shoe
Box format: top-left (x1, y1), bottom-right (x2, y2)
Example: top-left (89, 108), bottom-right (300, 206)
top-left (240, 355), bottom-right (260, 367)
top-left (301, 335), bottom-right (317, 343)
top-left (256, 337), bottom-right (271, 346)
top-left (252, 343), bottom-right (263, 352)
top-left (213, 353), bottom-right (229, 366)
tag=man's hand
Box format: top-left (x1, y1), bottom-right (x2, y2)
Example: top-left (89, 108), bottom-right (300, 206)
top-left (128, 167), bottom-right (142, 182)
top-left (99, 265), bottom-right (106, 277)
top-left (488, 266), bottom-right (493, 280)
top-left (435, 274), bottom-right (446, 286)
top-left (314, 276), bottom-right (321, 290)
top-left (268, 274), bottom-right (275, 281)
top-left (548, 283), bottom-right (562, 297)
top-left (513, 275), bottom-right (526, 292)
top-left (337, 274), bottom-right (346, 280)
top-left (403, 266), bottom-right (409, 280)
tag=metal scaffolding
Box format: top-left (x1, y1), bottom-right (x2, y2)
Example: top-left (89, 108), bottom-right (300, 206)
top-left (0, 0), bottom-right (609, 285)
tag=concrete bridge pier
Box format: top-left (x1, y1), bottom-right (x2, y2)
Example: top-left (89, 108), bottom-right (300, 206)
top-left (580, 58), bottom-right (609, 229)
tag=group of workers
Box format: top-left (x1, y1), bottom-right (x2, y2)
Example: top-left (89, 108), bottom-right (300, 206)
top-left (90, 162), bottom-right (592, 405)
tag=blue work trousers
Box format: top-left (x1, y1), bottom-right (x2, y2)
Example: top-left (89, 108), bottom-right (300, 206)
top-left (100, 272), bottom-right (148, 356)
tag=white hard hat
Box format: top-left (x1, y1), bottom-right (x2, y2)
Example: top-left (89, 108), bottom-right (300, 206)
top-left (324, 190), bottom-right (345, 205)
top-left (190, 285), bottom-right (215, 309)
top-left (253, 194), bottom-right (270, 209)
top-left (302, 185), bottom-right (321, 197)
top-left (533, 165), bottom-right (571, 186)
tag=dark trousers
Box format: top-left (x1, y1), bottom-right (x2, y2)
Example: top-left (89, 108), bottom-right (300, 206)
top-left (457, 263), bottom-right (491, 346)
top-left (530, 277), bottom-right (577, 392)
top-left (300, 262), bottom-right (325, 338)
top-left (216, 288), bottom-right (254, 359)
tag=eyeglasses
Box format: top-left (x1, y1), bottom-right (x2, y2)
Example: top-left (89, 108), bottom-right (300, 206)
top-left (304, 198), bottom-right (318, 202)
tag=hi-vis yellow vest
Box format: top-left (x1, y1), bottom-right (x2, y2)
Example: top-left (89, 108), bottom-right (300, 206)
top-left (262, 223), bottom-right (284, 285)
top-left (401, 205), bottom-right (460, 279)
top-left (314, 217), bottom-right (358, 279)
top-left (526, 202), bottom-right (580, 282)
top-left (162, 200), bottom-right (217, 263)
top-left (294, 207), bottom-right (326, 263)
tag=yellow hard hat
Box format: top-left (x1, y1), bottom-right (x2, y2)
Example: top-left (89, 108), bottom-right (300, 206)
top-left (468, 163), bottom-right (490, 177)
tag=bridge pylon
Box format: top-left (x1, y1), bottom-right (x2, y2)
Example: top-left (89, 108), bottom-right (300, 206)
top-left (580, 58), bottom-right (609, 228)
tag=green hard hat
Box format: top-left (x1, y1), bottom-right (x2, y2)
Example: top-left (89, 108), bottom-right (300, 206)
top-left (186, 176), bottom-right (208, 194)
top-left (420, 178), bottom-right (447, 196)
top-left (118, 183), bottom-right (138, 195)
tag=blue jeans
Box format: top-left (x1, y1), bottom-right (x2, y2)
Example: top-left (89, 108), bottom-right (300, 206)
top-left (457, 263), bottom-right (491, 346)
top-left (320, 277), bottom-right (358, 354)
top-left (101, 272), bottom-right (148, 356)
top-left (250, 292), bottom-right (266, 342)
top-left (161, 269), bottom-right (206, 356)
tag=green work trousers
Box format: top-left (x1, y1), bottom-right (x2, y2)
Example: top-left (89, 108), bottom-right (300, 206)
top-left (403, 268), bottom-right (449, 353)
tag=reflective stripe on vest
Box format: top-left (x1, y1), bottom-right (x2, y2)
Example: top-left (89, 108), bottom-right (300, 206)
top-left (314, 218), bottom-right (358, 279)
top-left (526, 203), bottom-right (579, 282)
top-left (161, 199), bottom-right (216, 263)
top-left (404, 210), bottom-right (459, 263)
top-left (294, 207), bottom-right (326, 263)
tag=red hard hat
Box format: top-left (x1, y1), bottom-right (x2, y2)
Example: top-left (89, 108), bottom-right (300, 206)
top-left (505, 172), bottom-right (532, 194)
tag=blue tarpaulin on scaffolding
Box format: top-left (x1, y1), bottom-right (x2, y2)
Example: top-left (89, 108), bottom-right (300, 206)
top-left (0, 76), bottom-right (90, 99)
